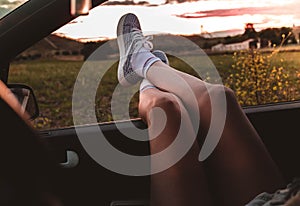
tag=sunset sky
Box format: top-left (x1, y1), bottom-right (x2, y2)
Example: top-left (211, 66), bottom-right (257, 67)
top-left (53, 0), bottom-right (300, 41)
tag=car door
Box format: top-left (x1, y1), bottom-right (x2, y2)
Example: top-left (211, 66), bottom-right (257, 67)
top-left (41, 120), bottom-right (151, 206)
top-left (39, 102), bottom-right (300, 206)
top-left (0, 0), bottom-right (150, 205)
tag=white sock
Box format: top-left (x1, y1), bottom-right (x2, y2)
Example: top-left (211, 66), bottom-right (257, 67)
top-left (140, 79), bottom-right (156, 92)
top-left (131, 47), bottom-right (160, 78)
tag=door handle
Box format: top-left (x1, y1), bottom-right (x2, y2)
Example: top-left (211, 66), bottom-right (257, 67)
top-left (110, 200), bottom-right (149, 206)
top-left (60, 150), bottom-right (79, 168)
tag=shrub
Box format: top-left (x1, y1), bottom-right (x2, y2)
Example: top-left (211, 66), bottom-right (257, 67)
top-left (225, 49), bottom-right (299, 106)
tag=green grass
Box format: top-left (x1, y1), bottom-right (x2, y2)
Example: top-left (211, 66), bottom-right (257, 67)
top-left (8, 51), bottom-right (300, 129)
top-left (9, 60), bottom-right (84, 129)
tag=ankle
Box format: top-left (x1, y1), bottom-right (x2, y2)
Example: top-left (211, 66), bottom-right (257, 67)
top-left (131, 50), bottom-right (160, 78)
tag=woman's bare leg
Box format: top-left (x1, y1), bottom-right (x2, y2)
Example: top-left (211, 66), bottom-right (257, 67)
top-left (146, 61), bottom-right (209, 112)
top-left (116, 13), bottom-right (283, 206)
top-left (145, 62), bottom-right (285, 205)
top-left (139, 88), bottom-right (213, 206)
top-left (197, 85), bottom-right (285, 205)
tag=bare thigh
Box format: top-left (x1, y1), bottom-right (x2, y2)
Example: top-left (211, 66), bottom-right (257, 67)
top-left (139, 88), bottom-right (213, 206)
top-left (172, 72), bottom-right (285, 205)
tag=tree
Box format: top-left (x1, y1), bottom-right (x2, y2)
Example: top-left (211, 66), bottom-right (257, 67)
top-left (243, 23), bottom-right (257, 38)
top-left (279, 27), bottom-right (297, 45)
top-left (259, 27), bottom-right (297, 47)
top-left (259, 28), bottom-right (280, 47)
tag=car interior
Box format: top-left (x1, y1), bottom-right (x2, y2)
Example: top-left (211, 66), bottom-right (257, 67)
top-left (1, 0), bottom-right (300, 205)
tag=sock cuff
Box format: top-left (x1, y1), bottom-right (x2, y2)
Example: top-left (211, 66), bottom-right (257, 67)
top-left (140, 79), bottom-right (156, 92)
top-left (142, 56), bottom-right (161, 78)
top-left (140, 84), bottom-right (157, 92)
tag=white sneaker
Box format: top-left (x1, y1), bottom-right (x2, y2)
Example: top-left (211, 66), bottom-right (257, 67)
top-left (117, 13), bottom-right (158, 86)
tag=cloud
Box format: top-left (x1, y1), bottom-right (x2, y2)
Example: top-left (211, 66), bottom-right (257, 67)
top-left (165, 0), bottom-right (198, 3)
top-left (175, 2), bottom-right (299, 19)
top-left (176, 7), bottom-right (276, 18)
top-left (104, 0), bottom-right (150, 6)
top-left (104, 0), bottom-right (197, 6)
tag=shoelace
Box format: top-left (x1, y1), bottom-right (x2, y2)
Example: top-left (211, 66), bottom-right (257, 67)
top-left (119, 28), bottom-right (154, 69)
top-left (130, 28), bottom-right (153, 52)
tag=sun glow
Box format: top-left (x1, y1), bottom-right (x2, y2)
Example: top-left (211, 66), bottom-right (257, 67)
top-left (54, 0), bottom-right (300, 41)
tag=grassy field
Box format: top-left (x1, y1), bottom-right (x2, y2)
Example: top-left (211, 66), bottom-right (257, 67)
top-left (8, 50), bottom-right (300, 129)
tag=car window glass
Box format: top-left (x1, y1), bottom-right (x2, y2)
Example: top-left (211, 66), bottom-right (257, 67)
top-left (8, 0), bottom-right (300, 130)
top-left (8, 34), bottom-right (123, 129)
top-left (0, 0), bottom-right (28, 20)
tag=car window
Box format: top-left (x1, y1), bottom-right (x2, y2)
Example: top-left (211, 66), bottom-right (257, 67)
top-left (8, 0), bottom-right (300, 130)
top-left (8, 34), bottom-right (122, 129)
top-left (0, 0), bottom-right (28, 20)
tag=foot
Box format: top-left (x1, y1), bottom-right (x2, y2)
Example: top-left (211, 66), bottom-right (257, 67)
top-left (152, 50), bottom-right (169, 65)
top-left (117, 13), bottom-right (160, 86)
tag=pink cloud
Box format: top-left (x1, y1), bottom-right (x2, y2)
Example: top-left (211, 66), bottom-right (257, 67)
top-left (175, 6), bottom-right (292, 19)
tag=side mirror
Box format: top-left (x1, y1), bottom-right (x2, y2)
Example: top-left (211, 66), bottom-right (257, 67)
top-left (70, 0), bottom-right (92, 16)
top-left (8, 84), bottom-right (39, 120)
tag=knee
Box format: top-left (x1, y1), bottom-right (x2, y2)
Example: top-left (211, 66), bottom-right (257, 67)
top-left (209, 85), bottom-right (236, 101)
top-left (216, 85), bottom-right (237, 106)
top-left (149, 95), bottom-right (181, 116)
top-left (139, 93), bottom-right (181, 123)
top-left (197, 84), bottom-right (237, 108)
